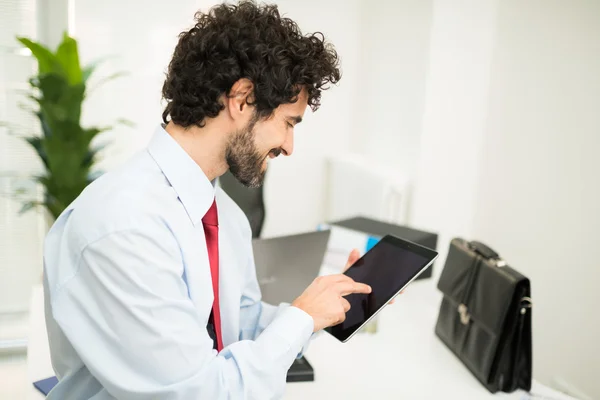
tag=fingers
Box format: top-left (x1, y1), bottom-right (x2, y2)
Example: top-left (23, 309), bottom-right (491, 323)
top-left (328, 274), bottom-right (355, 284)
top-left (341, 297), bottom-right (351, 312)
top-left (339, 281), bottom-right (372, 296)
top-left (327, 274), bottom-right (371, 295)
top-left (335, 298), bottom-right (351, 324)
top-left (353, 282), bottom-right (372, 294)
top-left (343, 248), bottom-right (361, 272)
top-left (319, 274), bottom-right (371, 296)
top-left (389, 290), bottom-right (406, 305)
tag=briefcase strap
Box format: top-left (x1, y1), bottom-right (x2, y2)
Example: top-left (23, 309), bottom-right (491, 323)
top-left (457, 254), bottom-right (483, 326)
top-left (456, 244), bottom-right (530, 328)
top-left (468, 241), bottom-right (507, 267)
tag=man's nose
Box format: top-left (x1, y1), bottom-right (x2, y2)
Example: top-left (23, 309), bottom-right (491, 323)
top-left (281, 131), bottom-right (294, 156)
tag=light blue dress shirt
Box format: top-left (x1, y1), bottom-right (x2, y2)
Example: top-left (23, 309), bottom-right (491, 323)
top-left (43, 126), bottom-right (315, 399)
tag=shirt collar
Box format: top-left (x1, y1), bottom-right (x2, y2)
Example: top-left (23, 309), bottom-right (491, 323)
top-left (147, 125), bottom-right (215, 226)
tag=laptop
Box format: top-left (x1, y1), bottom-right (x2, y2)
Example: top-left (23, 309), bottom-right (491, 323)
top-left (252, 230), bottom-right (331, 305)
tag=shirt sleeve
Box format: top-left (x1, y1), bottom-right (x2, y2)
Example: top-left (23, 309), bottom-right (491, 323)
top-left (238, 236), bottom-right (316, 357)
top-left (49, 222), bottom-right (314, 400)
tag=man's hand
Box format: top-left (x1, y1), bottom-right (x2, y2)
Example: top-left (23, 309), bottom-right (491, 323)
top-left (342, 248), bottom-right (398, 305)
top-left (291, 273), bottom-right (371, 332)
top-left (342, 248), bottom-right (361, 273)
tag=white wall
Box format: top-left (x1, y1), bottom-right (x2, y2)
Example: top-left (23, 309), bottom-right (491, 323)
top-left (472, 0), bottom-right (600, 397)
top-left (350, 0), bottom-right (432, 176)
top-left (260, 0), bottom-right (363, 237)
top-left (408, 0), bottom-right (600, 397)
top-left (75, 0), bottom-right (206, 172)
top-left (409, 0), bottom-right (499, 279)
top-left (36, 0), bottom-right (69, 49)
top-left (265, 0), bottom-right (436, 236)
top-left (0, 0), bottom-right (45, 318)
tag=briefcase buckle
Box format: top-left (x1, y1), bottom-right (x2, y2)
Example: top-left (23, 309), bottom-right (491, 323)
top-left (458, 303), bottom-right (471, 325)
top-left (495, 258), bottom-right (507, 267)
top-left (520, 297), bottom-right (533, 315)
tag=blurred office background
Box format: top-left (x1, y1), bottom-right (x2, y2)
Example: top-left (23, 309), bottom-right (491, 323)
top-left (1, 0), bottom-right (599, 398)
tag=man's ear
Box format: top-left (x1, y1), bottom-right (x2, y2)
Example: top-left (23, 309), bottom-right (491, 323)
top-left (227, 78), bottom-right (255, 124)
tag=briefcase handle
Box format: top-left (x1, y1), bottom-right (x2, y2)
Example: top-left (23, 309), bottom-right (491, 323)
top-left (468, 241), bottom-right (500, 260)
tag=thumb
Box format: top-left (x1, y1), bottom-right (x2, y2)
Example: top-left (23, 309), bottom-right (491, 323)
top-left (343, 248), bottom-right (361, 273)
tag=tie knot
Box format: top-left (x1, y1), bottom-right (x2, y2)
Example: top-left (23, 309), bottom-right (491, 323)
top-left (202, 200), bottom-right (219, 226)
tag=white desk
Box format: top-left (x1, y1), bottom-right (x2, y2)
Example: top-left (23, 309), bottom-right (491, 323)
top-left (284, 280), bottom-right (521, 400)
top-left (26, 280), bottom-right (573, 399)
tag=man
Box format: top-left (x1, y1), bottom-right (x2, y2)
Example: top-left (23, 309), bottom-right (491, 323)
top-left (43, 2), bottom-right (372, 399)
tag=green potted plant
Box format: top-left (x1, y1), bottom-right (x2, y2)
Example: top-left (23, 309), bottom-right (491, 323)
top-left (6, 33), bottom-right (128, 220)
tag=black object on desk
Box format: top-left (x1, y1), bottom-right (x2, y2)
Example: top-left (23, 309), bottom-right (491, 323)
top-left (287, 356), bottom-right (314, 382)
top-left (435, 239), bottom-right (532, 393)
top-left (329, 216), bottom-right (438, 279)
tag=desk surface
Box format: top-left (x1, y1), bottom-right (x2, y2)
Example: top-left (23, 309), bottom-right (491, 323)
top-left (285, 280), bottom-right (518, 400)
top-left (27, 280), bottom-right (573, 400)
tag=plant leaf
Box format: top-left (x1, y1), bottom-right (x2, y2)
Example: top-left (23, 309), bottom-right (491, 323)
top-left (12, 36), bottom-right (125, 220)
top-left (19, 201), bottom-right (40, 214)
top-left (82, 65), bottom-right (95, 83)
top-left (0, 121), bottom-right (13, 130)
top-left (36, 75), bottom-right (84, 124)
top-left (17, 37), bottom-right (64, 76)
top-left (56, 33), bottom-right (82, 85)
top-left (88, 170), bottom-right (103, 182)
top-left (14, 187), bottom-right (28, 196)
top-left (82, 142), bottom-right (109, 168)
top-left (81, 56), bottom-right (111, 83)
top-left (44, 193), bottom-right (65, 220)
top-left (25, 93), bottom-right (41, 104)
top-left (116, 118), bottom-right (135, 128)
top-left (86, 71), bottom-right (129, 95)
top-left (0, 121), bottom-right (25, 136)
top-left (36, 111), bottom-right (52, 138)
top-left (34, 73), bottom-right (69, 103)
top-left (84, 126), bottom-right (111, 141)
top-left (24, 136), bottom-right (50, 169)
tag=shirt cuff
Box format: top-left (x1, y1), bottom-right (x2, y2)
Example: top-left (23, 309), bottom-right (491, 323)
top-left (256, 305), bottom-right (314, 368)
top-left (273, 305), bottom-right (314, 347)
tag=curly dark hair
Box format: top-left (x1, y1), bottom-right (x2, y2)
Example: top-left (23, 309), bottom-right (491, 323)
top-left (161, 1), bottom-right (341, 128)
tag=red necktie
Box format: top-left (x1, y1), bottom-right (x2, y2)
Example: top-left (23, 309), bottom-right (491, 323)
top-left (202, 200), bottom-right (223, 352)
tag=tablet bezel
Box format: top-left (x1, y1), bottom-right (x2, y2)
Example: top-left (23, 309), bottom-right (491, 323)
top-left (326, 234), bottom-right (438, 343)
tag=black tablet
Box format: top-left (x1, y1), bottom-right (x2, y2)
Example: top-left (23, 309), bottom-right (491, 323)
top-left (326, 234), bottom-right (438, 342)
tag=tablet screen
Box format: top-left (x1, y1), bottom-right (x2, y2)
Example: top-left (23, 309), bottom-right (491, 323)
top-left (326, 235), bottom-right (438, 342)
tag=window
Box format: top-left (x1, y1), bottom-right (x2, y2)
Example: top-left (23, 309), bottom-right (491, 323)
top-left (0, 0), bottom-right (44, 347)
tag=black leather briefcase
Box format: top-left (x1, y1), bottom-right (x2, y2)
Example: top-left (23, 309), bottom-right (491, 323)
top-left (435, 238), bottom-right (532, 393)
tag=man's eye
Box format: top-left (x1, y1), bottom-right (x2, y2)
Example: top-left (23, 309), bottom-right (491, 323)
top-left (287, 122), bottom-right (294, 129)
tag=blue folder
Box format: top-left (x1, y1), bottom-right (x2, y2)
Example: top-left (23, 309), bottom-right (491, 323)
top-left (33, 376), bottom-right (58, 395)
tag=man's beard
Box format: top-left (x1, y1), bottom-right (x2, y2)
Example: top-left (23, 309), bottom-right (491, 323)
top-left (225, 117), bottom-right (268, 188)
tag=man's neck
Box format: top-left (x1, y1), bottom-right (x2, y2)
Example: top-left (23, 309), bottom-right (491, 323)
top-left (164, 121), bottom-right (229, 181)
